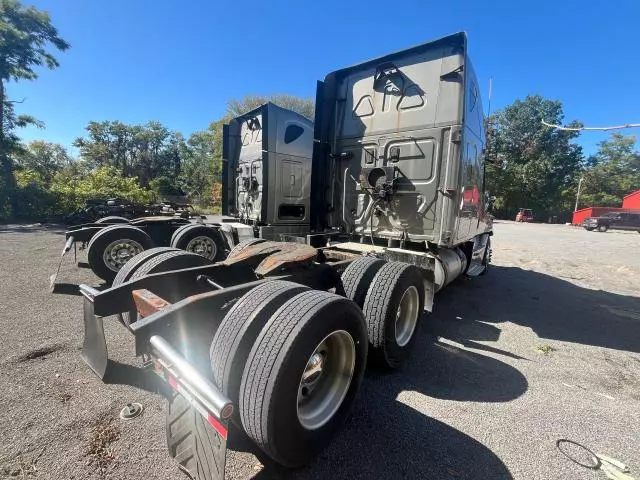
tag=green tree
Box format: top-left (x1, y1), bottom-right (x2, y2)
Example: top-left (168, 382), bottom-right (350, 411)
top-left (486, 95), bottom-right (583, 220)
top-left (50, 165), bottom-right (153, 211)
top-left (226, 94), bottom-right (315, 120)
top-left (14, 140), bottom-right (72, 183)
top-left (178, 127), bottom-right (217, 205)
top-left (579, 134), bottom-right (640, 207)
top-left (0, 0), bottom-right (69, 218)
top-left (74, 120), bottom-right (182, 186)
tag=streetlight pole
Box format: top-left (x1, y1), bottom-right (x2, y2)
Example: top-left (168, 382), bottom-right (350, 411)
top-left (574, 177), bottom-right (583, 212)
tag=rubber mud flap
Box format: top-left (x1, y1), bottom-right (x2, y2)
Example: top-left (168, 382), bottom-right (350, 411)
top-left (166, 392), bottom-right (228, 480)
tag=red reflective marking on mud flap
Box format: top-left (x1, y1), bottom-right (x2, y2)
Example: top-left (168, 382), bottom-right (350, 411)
top-left (208, 413), bottom-right (228, 440)
top-left (165, 371), bottom-right (228, 440)
top-left (167, 374), bottom-right (178, 391)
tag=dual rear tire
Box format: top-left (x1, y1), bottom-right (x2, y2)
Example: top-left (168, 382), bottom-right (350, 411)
top-left (170, 224), bottom-right (227, 262)
top-left (112, 248), bottom-right (213, 326)
top-left (87, 225), bottom-right (154, 282)
top-left (238, 289), bottom-right (367, 467)
top-left (199, 258), bottom-right (422, 470)
top-left (168, 257), bottom-right (424, 474)
top-left (195, 281), bottom-right (368, 470)
top-left (341, 257), bottom-right (425, 369)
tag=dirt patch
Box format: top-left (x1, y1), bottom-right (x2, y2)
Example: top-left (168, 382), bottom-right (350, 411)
top-left (14, 343), bottom-right (68, 363)
top-left (85, 415), bottom-right (121, 475)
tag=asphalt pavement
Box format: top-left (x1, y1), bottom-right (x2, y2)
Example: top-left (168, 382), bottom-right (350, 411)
top-left (0, 221), bottom-right (638, 479)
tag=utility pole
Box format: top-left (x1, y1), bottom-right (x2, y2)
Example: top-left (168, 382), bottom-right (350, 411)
top-left (574, 177), bottom-right (584, 212)
top-left (487, 77), bottom-right (493, 117)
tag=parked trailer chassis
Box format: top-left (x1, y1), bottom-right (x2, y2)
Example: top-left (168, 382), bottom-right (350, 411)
top-left (50, 216), bottom-right (243, 287)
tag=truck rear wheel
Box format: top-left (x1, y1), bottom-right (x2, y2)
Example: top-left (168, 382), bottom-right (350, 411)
top-left (210, 281), bottom-right (308, 420)
top-left (477, 237), bottom-right (492, 276)
top-left (165, 392), bottom-right (222, 480)
top-left (112, 247), bottom-right (180, 325)
top-left (362, 262), bottom-right (425, 369)
top-left (227, 238), bottom-right (267, 259)
top-left (121, 250), bottom-right (212, 326)
top-left (87, 225), bottom-right (154, 282)
top-left (239, 290), bottom-right (368, 467)
top-left (169, 223), bottom-right (194, 245)
top-left (112, 247), bottom-right (180, 286)
top-left (341, 256), bottom-right (385, 308)
top-left (171, 225), bottom-right (226, 261)
top-left (95, 215), bottom-right (130, 224)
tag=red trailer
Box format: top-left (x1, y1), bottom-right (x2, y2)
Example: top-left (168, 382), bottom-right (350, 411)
top-left (574, 207), bottom-right (620, 225)
top-left (622, 190), bottom-right (640, 209)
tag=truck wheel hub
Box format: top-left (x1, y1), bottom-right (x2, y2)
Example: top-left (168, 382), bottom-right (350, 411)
top-left (297, 330), bottom-right (355, 430)
top-left (103, 240), bottom-right (144, 271)
top-left (186, 236), bottom-right (216, 259)
top-left (395, 286), bottom-right (419, 347)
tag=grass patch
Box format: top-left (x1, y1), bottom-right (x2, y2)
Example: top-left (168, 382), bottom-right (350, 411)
top-left (535, 344), bottom-right (556, 355)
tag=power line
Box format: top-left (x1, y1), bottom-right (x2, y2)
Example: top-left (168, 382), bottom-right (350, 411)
top-left (542, 120), bottom-right (640, 131)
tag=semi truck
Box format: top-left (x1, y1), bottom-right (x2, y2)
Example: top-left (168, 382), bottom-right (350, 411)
top-left (77, 32), bottom-right (492, 479)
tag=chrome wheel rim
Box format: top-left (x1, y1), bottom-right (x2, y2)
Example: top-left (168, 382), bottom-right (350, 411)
top-left (185, 236), bottom-right (217, 259)
top-left (395, 286), bottom-right (419, 347)
top-left (103, 239), bottom-right (144, 272)
top-left (297, 330), bottom-right (355, 430)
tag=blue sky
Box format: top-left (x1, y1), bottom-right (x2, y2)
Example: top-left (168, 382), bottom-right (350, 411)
top-left (7, 0), bottom-right (640, 155)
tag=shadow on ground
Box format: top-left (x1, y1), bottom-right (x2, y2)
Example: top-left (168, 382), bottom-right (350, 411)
top-left (237, 282), bottom-right (531, 479)
top-left (239, 328), bottom-right (522, 479)
top-left (433, 265), bottom-right (640, 354)
top-left (51, 280), bottom-right (107, 296)
top-left (243, 265), bottom-right (640, 479)
top-left (103, 360), bottom-right (172, 396)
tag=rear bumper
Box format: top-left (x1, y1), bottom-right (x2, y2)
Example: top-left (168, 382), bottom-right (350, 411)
top-left (78, 284), bottom-right (232, 479)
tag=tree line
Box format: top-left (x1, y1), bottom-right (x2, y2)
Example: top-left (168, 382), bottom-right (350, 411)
top-left (1, 0), bottom-right (638, 223)
top-left (6, 95), bottom-right (313, 220)
top-left (486, 95), bottom-right (640, 221)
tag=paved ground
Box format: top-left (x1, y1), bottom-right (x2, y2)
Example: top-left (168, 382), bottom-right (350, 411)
top-left (0, 221), bottom-right (638, 479)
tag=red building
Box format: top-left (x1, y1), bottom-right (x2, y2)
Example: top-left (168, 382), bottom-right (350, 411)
top-left (622, 189), bottom-right (640, 209)
top-left (572, 189), bottom-right (640, 224)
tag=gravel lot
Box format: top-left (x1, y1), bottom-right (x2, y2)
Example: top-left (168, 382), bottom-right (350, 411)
top-left (0, 221), bottom-right (638, 479)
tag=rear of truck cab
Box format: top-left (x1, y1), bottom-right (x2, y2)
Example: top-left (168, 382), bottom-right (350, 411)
top-left (311, 32), bottom-right (490, 248)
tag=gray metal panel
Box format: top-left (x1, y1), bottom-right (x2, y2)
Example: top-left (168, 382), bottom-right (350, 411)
top-left (319, 34), bottom-right (470, 246)
top-left (226, 103), bottom-right (313, 227)
top-left (263, 104), bottom-right (313, 225)
top-left (455, 59), bottom-right (487, 243)
top-left (336, 47), bottom-right (462, 141)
